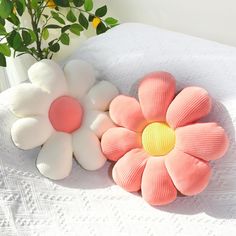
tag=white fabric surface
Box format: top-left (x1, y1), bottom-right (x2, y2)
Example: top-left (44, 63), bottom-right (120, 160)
top-left (0, 23), bottom-right (236, 236)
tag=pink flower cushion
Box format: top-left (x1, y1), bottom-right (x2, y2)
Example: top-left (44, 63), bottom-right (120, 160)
top-left (101, 72), bottom-right (229, 206)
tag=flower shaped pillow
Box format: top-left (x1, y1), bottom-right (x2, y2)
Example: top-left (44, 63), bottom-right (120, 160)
top-left (9, 59), bottom-right (119, 180)
top-left (101, 72), bottom-right (229, 206)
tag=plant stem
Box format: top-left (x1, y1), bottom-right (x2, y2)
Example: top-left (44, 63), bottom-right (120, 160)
top-left (36, 0), bottom-right (50, 26)
top-left (26, 0), bottom-right (44, 60)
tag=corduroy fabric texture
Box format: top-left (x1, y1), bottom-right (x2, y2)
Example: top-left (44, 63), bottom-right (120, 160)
top-left (101, 71), bottom-right (229, 206)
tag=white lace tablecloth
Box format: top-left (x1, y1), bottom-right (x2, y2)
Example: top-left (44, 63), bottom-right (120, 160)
top-left (0, 23), bottom-right (236, 236)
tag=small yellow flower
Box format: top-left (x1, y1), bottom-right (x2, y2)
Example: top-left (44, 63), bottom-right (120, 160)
top-left (45, 0), bottom-right (56, 9)
top-left (92, 17), bottom-right (101, 29)
top-left (13, 7), bottom-right (17, 14)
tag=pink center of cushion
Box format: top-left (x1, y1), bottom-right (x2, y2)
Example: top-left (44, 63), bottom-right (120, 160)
top-left (49, 96), bottom-right (83, 133)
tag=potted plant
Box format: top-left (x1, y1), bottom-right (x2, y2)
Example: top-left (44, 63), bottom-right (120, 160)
top-left (0, 0), bottom-right (118, 86)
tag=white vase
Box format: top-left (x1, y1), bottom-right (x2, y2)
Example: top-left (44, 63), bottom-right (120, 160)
top-left (3, 12), bottom-right (36, 88)
top-left (5, 54), bottom-right (36, 87)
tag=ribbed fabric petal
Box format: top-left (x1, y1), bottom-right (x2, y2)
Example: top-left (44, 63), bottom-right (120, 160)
top-left (166, 87), bottom-right (212, 129)
top-left (101, 127), bottom-right (141, 161)
top-left (165, 149), bottom-right (211, 196)
top-left (112, 148), bottom-right (149, 192)
top-left (141, 157), bottom-right (177, 206)
top-left (109, 95), bottom-right (147, 132)
top-left (138, 72), bottom-right (176, 122)
top-left (175, 123), bottom-right (229, 161)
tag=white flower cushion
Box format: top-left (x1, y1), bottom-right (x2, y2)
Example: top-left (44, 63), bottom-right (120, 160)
top-left (3, 59), bottom-right (118, 180)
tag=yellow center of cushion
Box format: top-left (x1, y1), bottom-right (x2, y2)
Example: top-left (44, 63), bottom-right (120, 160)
top-left (142, 122), bottom-right (175, 156)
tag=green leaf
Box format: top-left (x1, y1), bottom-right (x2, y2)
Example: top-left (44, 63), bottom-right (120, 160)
top-left (96, 22), bottom-right (107, 35)
top-left (6, 30), bottom-right (16, 47)
top-left (0, 0), bottom-right (13, 19)
top-left (16, 0), bottom-right (26, 16)
top-left (0, 43), bottom-right (11, 56)
top-left (31, 0), bottom-right (38, 9)
top-left (61, 25), bottom-right (71, 33)
top-left (84, 0), bottom-right (93, 11)
top-left (30, 47), bottom-right (37, 55)
top-left (73, 0), bottom-right (84, 7)
top-left (88, 14), bottom-right (94, 22)
top-left (54, 0), bottom-right (70, 7)
top-left (0, 53), bottom-right (6, 67)
top-left (42, 28), bottom-right (49, 40)
top-left (49, 42), bottom-right (60, 52)
top-left (42, 14), bottom-right (49, 19)
top-left (78, 13), bottom-right (88, 29)
top-left (22, 30), bottom-right (32, 46)
top-left (105, 17), bottom-right (118, 25)
top-left (16, 45), bottom-right (27, 53)
top-left (48, 39), bottom-right (57, 46)
top-left (45, 24), bottom-right (62, 29)
top-left (51, 11), bottom-right (65, 24)
top-left (0, 18), bottom-right (5, 26)
top-left (0, 24), bottom-right (7, 35)
top-left (66, 10), bottom-right (76, 23)
top-left (12, 32), bottom-right (23, 50)
top-left (95, 5), bottom-right (107, 17)
top-left (69, 23), bottom-right (83, 35)
top-left (60, 33), bottom-right (70, 45)
top-left (7, 31), bottom-right (24, 51)
top-left (7, 13), bottom-right (20, 26)
top-left (27, 29), bottom-right (37, 43)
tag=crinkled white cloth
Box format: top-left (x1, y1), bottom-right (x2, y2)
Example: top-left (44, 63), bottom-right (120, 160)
top-left (0, 23), bottom-right (236, 236)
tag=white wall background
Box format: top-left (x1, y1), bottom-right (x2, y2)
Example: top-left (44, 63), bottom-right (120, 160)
top-left (104, 0), bottom-right (236, 47)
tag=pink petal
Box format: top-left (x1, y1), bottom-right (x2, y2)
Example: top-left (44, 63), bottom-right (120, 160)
top-left (112, 148), bottom-right (149, 192)
top-left (141, 157), bottom-right (177, 206)
top-left (101, 127), bottom-right (141, 161)
top-left (165, 149), bottom-right (211, 196)
top-left (166, 87), bottom-right (212, 128)
top-left (176, 123), bottom-right (229, 161)
top-left (138, 72), bottom-right (176, 122)
top-left (109, 95), bottom-right (146, 132)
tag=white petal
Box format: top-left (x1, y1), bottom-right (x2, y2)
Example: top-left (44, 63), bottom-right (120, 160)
top-left (64, 59), bottom-right (96, 98)
top-left (83, 110), bottom-right (115, 138)
top-left (7, 83), bottom-right (52, 117)
top-left (83, 81), bottom-right (119, 111)
top-left (36, 132), bottom-right (73, 180)
top-left (73, 128), bottom-right (106, 170)
top-left (11, 116), bottom-right (53, 150)
top-left (28, 60), bottom-right (68, 98)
